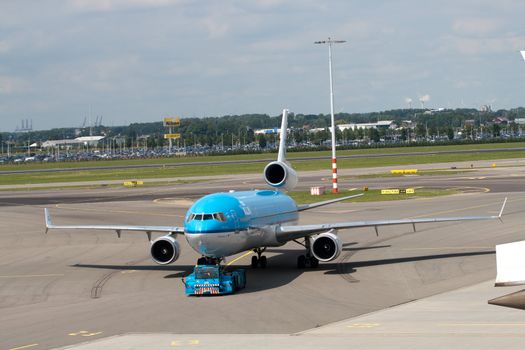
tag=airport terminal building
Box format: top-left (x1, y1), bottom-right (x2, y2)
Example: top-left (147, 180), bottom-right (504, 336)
top-left (41, 136), bottom-right (105, 148)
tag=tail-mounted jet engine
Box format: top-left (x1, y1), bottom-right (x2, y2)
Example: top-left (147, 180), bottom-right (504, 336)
top-left (150, 235), bottom-right (180, 265)
top-left (263, 161), bottom-right (298, 191)
top-left (309, 231), bottom-right (342, 262)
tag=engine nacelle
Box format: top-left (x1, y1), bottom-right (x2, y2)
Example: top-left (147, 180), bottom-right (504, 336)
top-left (310, 231), bottom-right (342, 262)
top-left (150, 235), bottom-right (180, 265)
top-left (263, 161), bottom-right (298, 191)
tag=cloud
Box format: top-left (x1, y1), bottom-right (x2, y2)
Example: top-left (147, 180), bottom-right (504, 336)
top-left (52, 55), bottom-right (141, 93)
top-left (446, 35), bottom-right (525, 55)
top-left (443, 17), bottom-right (525, 56)
top-left (1, 1), bottom-right (525, 131)
top-left (253, 0), bottom-right (287, 7)
top-left (453, 18), bottom-right (501, 36)
top-left (199, 15), bottom-right (231, 39)
top-left (0, 75), bottom-right (29, 94)
top-left (453, 79), bottom-right (481, 89)
top-left (0, 40), bottom-right (10, 54)
top-left (69, 0), bottom-right (183, 12)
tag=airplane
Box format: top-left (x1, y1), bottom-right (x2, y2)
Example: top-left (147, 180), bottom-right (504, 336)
top-left (489, 240), bottom-right (525, 310)
top-left (44, 109), bottom-right (507, 269)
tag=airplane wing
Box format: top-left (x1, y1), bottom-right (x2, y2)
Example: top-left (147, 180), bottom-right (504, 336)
top-left (44, 208), bottom-right (184, 240)
top-left (296, 193), bottom-right (364, 211)
top-left (276, 197), bottom-right (507, 243)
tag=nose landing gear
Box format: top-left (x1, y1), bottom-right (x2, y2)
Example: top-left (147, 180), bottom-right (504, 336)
top-left (197, 256), bottom-right (221, 265)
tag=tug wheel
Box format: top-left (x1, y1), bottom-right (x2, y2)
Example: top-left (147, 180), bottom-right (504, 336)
top-left (297, 255), bottom-right (306, 269)
top-left (259, 255), bottom-right (267, 268)
top-left (251, 256), bottom-right (259, 268)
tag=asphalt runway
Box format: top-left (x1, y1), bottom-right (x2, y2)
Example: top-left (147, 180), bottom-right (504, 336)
top-left (1, 162), bottom-right (525, 349)
top-left (2, 158), bottom-right (525, 206)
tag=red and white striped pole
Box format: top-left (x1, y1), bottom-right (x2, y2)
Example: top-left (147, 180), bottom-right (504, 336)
top-left (332, 156), bottom-right (338, 193)
top-left (315, 37), bottom-right (345, 194)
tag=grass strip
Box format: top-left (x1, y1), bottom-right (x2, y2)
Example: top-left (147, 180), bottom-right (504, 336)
top-left (2, 142), bottom-right (525, 171)
top-left (346, 169), bottom-right (476, 179)
top-left (1, 150), bottom-right (524, 186)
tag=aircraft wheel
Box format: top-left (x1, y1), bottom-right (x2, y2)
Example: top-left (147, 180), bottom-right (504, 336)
top-left (309, 256), bottom-right (319, 268)
top-left (297, 255), bottom-right (306, 269)
top-left (251, 256), bottom-right (259, 268)
top-left (260, 256), bottom-right (267, 268)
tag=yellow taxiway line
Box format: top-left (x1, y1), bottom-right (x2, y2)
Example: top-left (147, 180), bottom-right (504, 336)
top-left (226, 251), bottom-right (253, 266)
top-left (9, 344), bottom-right (38, 350)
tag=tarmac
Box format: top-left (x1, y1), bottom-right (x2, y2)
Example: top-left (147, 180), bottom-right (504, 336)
top-left (55, 281), bottom-right (525, 350)
top-left (1, 159), bottom-right (525, 349)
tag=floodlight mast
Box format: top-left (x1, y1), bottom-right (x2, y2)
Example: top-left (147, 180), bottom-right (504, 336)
top-left (315, 37), bottom-right (346, 193)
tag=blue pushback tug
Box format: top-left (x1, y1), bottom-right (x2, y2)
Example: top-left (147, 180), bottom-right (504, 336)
top-left (184, 265), bottom-right (246, 296)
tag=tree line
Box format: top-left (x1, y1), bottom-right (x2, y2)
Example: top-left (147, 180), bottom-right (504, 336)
top-left (2, 107), bottom-right (525, 149)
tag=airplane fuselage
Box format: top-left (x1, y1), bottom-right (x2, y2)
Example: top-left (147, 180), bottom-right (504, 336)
top-left (184, 190), bottom-right (298, 258)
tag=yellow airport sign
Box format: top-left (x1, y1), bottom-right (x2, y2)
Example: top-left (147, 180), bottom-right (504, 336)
top-left (123, 180), bottom-right (144, 187)
top-left (163, 117), bottom-right (180, 127)
top-left (381, 188), bottom-right (415, 195)
top-left (390, 169), bottom-right (418, 175)
top-left (164, 133), bottom-right (181, 139)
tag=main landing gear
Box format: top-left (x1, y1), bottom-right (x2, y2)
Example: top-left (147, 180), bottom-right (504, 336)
top-left (297, 254), bottom-right (319, 269)
top-left (251, 248), bottom-right (267, 268)
top-left (295, 238), bottom-right (319, 269)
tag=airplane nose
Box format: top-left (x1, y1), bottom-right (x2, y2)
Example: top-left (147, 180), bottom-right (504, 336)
top-left (185, 233), bottom-right (209, 255)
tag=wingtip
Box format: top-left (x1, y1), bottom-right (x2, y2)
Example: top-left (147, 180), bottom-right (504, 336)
top-left (498, 197), bottom-right (508, 219)
top-left (44, 208), bottom-right (51, 232)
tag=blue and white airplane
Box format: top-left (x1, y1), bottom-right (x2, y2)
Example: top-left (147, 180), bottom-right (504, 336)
top-left (45, 109), bottom-right (507, 269)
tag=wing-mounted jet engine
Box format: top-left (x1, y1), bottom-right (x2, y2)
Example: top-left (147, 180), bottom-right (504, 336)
top-left (150, 235), bottom-right (180, 265)
top-left (309, 231), bottom-right (343, 262)
top-left (263, 109), bottom-right (298, 191)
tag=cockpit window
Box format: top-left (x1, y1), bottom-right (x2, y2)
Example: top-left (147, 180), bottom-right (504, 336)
top-left (189, 212), bottom-right (227, 222)
top-left (214, 213), bottom-right (226, 222)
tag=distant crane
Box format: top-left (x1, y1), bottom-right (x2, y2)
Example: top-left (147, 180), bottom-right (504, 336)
top-left (15, 118), bottom-right (33, 132)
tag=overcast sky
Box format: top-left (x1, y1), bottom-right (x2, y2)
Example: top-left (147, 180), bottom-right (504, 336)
top-left (1, 0), bottom-right (525, 131)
